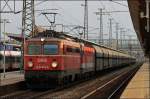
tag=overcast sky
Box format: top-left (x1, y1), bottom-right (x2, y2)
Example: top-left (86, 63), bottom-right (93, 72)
top-left (0, 0), bottom-right (137, 40)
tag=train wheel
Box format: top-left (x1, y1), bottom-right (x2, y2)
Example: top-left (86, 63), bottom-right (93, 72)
top-left (63, 76), bottom-right (68, 84)
top-left (75, 74), bottom-right (79, 81)
top-left (57, 78), bottom-right (63, 86)
top-left (69, 75), bottom-right (72, 83)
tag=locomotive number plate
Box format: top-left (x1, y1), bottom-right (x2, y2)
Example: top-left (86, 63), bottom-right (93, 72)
top-left (35, 66), bottom-right (49, 69)
top-left (37, 58), bottom-right (47, 62)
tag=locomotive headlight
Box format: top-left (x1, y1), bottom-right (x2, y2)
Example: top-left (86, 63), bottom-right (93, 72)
top-left (51, 62), bottom-right (58, 68)
top-left (41, 38), bottom-right (45, 42)
top-left (28, 61), bottom-right (33, 68)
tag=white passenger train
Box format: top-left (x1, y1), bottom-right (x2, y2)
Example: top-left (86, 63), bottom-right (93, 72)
top-left (0, 43), bottom-right (21, 71)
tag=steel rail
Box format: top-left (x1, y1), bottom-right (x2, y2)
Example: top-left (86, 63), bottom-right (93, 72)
top-left (107, 66), bottom-right (140, 99)
top-left (80, 65), bottom-right (138, 99)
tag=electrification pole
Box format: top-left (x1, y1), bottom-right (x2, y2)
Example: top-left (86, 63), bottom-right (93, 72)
top-left (94, 8), bottom-right (109, 45)
top-left (22, 0), bottom-right (35, 70)
top-left (109, 18), bottom-right (113, 47)
top-left (94, 10), bottom-right (127, 45)
top-left (128, 35), bottom-right (132, 55)
top-left (99, 8), bottom-right (103, 44)
top-left (120, 28), bottom-right (124, 50)
top-left (22, 0), bottom-right (35, 38)
top-left (82, 0), bottom-right (88, 40)
top-left (0, 0), bottom-right (1, 44)
top-left (0, 19), bottom-right (11, 78)
top-left (122, 30), bottom-right (126, 49)
top-left (116, 23), bottom-right (119, 50)
top-left (3, 20), bottom-right (6, 78)
top-left (98, 8), bottom-right (103, 44)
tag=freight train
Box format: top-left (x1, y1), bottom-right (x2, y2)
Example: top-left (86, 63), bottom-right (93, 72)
top-left (0, 43), bottom-right (21, 71)
top-left (24, 30), bottom-right (136, 88)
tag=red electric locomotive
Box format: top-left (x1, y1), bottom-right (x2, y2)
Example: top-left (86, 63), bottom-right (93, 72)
top-left (24, 31), bottom-right (95, 88)
top-left (24, 30), bottom-right (136, 88)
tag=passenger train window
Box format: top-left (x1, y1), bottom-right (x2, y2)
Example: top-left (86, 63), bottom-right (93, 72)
top-left (66, 47), bottom-right (72, 52)
top-left (66, 47), bottom-right (80, 53)
top-left (28, 45), bottom-right (41, 55)
top-left (44, 44), bottom-right (58, 55)
top-left (16, 57), bottom-right (21, 62)
top-left (13, 47), bottom-right (21, 51)
top-left (75, 48), bottom-right (80, 53)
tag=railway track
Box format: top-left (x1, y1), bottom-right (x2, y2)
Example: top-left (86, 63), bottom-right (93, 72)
top-left (0, 63), bottom-right (142, 99)
top-left (107, 66), bottom-right (139, 99)
top-left (80, 63), bottom-right (141, 99)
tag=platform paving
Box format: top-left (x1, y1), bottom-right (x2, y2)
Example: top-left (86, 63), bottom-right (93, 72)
top-left (0, 71), bottom-right (24, 86)
top-left (120, 63), bottom-right (150, 98)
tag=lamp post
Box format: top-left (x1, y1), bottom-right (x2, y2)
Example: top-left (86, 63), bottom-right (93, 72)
top-left (0, 19), bottom-right (11, 78)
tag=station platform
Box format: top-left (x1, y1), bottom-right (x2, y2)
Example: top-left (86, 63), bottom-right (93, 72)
top-left (120, 63), bottom-right (150, 98)
top-left (0, 71), bottom-right (24, 86)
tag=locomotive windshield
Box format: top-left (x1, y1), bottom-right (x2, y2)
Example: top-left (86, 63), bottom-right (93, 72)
top-left (28, 45), bottom-right (41, 55)
top-left (44, 44), bottom-right (58, 55)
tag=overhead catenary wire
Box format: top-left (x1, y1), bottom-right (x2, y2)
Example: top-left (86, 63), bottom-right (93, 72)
top-left (96, 0), bottom-right (132, 48)
top-left (110, 1), bottom-right (128, 7)
top-left (11, 0), bottom-right (49, 14)
top-left (53, 3), bottom-right (83, 27)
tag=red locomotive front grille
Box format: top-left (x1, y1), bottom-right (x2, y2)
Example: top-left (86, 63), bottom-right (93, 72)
top-left (24, 55), bottom-right (64, 71)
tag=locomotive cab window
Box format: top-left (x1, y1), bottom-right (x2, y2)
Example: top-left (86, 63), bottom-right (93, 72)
top-left (44, 44), bottom-right (58, 55)
top-left (28, 45), bottom-right (41, 55)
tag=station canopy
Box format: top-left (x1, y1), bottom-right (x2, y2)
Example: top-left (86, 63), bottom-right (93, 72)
top-left (128, 0), bottom-right (150, 56)
top-left (5, 26), bottom-right (46, 42)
